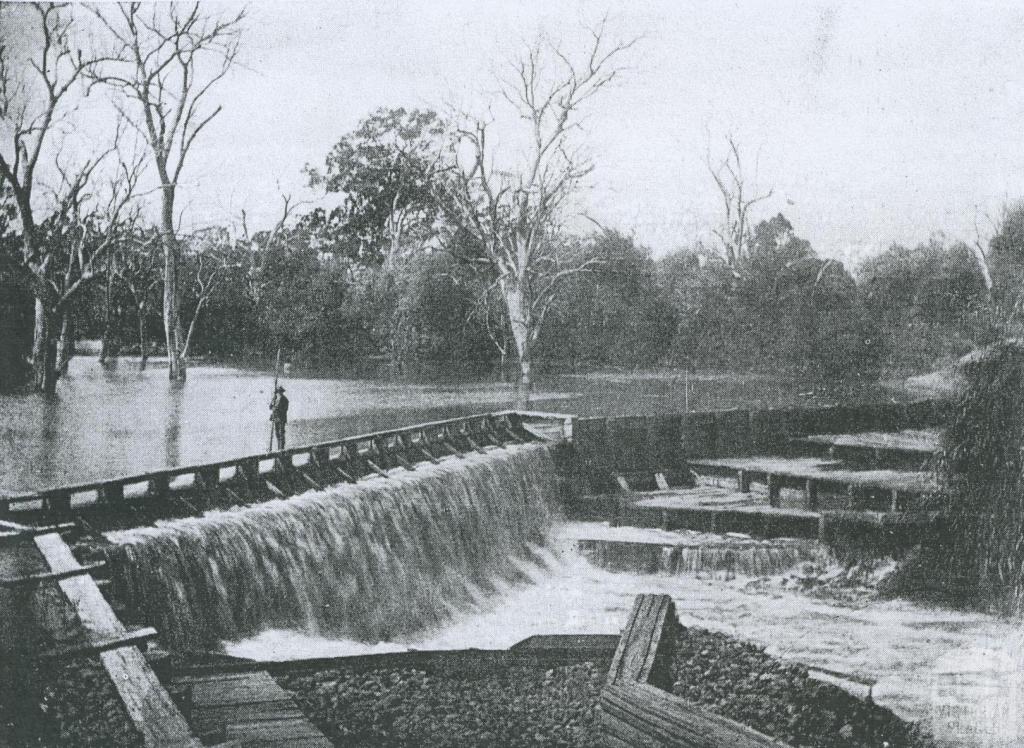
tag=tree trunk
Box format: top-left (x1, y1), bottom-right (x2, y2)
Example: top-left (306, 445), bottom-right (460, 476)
top-left (501, 282), bottom-right (532, 407)
top-left (160, 182), bottom-right (185, 380)
top-left (31, 299), bottom-right (58, 394)
top-left (180, 298), bottom-right (206, 361)
top-left (56, 314), bottom-right (73, 375)
top-left (100, 261), bottom-right (116, 364)
top-left (138, 304), bottom-right (148, 369)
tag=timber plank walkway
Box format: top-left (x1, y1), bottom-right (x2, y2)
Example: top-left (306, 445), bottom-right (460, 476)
top-left (175, 670), bottom-right (331, 747)
top-left (792, 428), bottom-right (941, 469)
top-left (687, 456), bottom-right (936, 511)
top-left (798, 429), bottom-right (940, 455)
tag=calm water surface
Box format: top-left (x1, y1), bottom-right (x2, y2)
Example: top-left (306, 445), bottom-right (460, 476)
top-left (1, 356), bottom-right (916, 493)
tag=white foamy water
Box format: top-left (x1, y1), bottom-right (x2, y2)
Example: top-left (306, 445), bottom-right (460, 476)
top-left (226, 525), bottom-right (1024, 747)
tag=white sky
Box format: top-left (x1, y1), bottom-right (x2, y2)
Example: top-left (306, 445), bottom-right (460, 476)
top-left (14, 1), bottom-right (1024, 265)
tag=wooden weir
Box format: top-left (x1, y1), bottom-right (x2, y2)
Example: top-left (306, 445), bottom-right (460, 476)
top-left (0, 410), bottom-right (573, 523)
top-left (0, 410), bottom-right (573, 745)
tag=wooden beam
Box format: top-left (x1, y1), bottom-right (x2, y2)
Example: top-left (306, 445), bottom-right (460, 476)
top-left (33, 534), bottom-right (200, 747)
top-left (298, 471), bottom-right (324, 491)
top-left (223, 487), bottom-right (245, 505)
top-left (38, 627), bottom-right (159, 662)
top-left (0, 523), bottom-right (77, 547)
top-left (0, 561), bottom-right (105, 589)
top-left (394, 453), bottom-right (416, 471)
top-left (804, 479), bottom-right (819, 511)
top-left (364, 460), bottom-right (389, 478)
top-left (264, 479), bottom-right (286, 498)
top-left (332, 466), bottom-right (356, 484)
top-left (767, 474), bottom-right (780, 507)
top-left (654, 473), bottom-right (670, 491)
top-left (607, 594), bottom-right (675, 688)
top-left (419, 447), bottom-right (440, 464)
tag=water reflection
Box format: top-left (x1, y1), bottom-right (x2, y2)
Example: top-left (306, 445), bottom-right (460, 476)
top-left (163, 380), bottom-right (184, 468)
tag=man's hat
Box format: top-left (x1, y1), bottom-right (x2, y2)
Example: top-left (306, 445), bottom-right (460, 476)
top-left (276, 385), bottom-right (285, 393)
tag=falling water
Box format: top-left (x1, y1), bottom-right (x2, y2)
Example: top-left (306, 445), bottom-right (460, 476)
top-left (107, 443), bottom-right (558, 649)
top-left (577, 537), bottom-right (828, 578)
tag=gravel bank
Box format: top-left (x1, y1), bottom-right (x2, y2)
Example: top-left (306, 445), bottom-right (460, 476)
top-left (670, 626), bottom-right (935, 748)
top-left (278, 661), bottom-right (605, 747)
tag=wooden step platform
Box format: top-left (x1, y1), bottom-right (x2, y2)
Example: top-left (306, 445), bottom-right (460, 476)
top-left (622, 489), bottom-right (822, 539)
top-left (687, 456), bottom-right (936, 511)
top-left (791, 429), bottom-right (940, 469)
top-left (175, 671), bottom-right (330, 747)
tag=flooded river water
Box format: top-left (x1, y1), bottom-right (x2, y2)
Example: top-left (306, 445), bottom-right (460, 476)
top-left (1, 356), bottom-right (913, 493)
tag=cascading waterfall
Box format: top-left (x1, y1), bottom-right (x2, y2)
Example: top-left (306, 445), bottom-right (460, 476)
top-left (107, 443), bottom-right (559, 650)
top-left (578, 537), bottom-right (828, 578)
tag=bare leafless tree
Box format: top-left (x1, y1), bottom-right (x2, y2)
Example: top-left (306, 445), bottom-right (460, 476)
top-left (90, 2), bottom-right (245, 381)
top-left (436, 18), bottom-right (636, 397)
top-left (972, 204), bottom-right (1001, 297)
top-left (707, 135), bottom-right (773, 272)
top-left (46, 142), bottom-right (145, 375)
top-left (0, 2), bottom-right (114, 391)
top-left (114, 231), bottom-right (162, 367)
top-left (179, 229), bottom-right (244, 360)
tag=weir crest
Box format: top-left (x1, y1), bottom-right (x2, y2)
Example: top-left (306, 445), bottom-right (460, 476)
top-left (107, 443), bottom-right (558, 649)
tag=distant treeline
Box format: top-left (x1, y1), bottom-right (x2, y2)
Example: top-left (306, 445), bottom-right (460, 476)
top-left (18, 208), bottom-right (1002, 383)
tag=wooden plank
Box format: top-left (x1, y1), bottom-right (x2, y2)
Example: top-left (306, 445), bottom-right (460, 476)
top-left (655, 473), bottom-right (670, 491)
top-left (0, 561), bottom-right (105, 588)
top-left (615, 475), bottom-right (631, 492)
top-left (33, 534), bottom-right (199, 747)
top-left (190, 672), bottom-right (286, 707)
top-left (364, 459), bottom-right (390, 478)
top-left (0, 522), bottom-right (76, 546)
top-left (607, 594), bottom-right (674, 687)
top-left (601, 682), bottom-right (787, 747)
top-left (298, 471), bottom-right (324, 491)
top-left (224, 718), bottom-right (328, 742)
top-left (38, 626), bottom-right (158, 661)
top-left (332, 465), bottom-right (356, 483)
top-left (394, 453), bottom-right (416, 471)
top-left (190, 700), bottom-right (300, 732)
top-left (265, 479), bottom-right (286, 498)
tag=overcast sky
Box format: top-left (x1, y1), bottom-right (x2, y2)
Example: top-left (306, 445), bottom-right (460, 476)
top-left (17, 1), bottom-right (1024, 265)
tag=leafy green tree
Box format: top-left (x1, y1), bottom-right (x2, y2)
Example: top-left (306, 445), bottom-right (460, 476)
top-left (536, 232), bottom-right (675, 371)
top-left (861, 237), bottom-right (993, 368)
top-left (308, 108), bottom-right (449, 267)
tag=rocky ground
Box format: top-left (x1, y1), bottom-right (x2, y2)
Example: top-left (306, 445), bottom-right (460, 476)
top-left (276, 628), bottom-right (933, 748)
top-left (278, 662), bottom-right (606, 747)
top-left (670, 625), bottom-right (935, 748)
top-left (34, 658), bottom-right (142, 748)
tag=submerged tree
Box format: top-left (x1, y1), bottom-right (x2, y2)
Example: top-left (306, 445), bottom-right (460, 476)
top-left (437, 19), bottom-right (636, 396)
top-left (0, 3), bottom-right (111, 391)
top-left (91, 2), bottom-right (245, 381)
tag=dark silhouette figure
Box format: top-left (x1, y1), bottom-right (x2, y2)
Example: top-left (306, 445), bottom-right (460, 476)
top-left (270, 386), bottom-right (289, 450)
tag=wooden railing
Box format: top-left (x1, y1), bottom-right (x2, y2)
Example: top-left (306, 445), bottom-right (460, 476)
top-left (601, 594), bottom-right (788, 747)
top-left (0, 410), bottom-right (572, 520)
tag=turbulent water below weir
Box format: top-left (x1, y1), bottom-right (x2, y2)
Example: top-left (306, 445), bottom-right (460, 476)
top-left (107, 443), bottom-right (558, 649)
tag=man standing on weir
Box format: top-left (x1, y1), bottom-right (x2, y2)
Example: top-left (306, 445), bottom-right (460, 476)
top-left (270, 385), bottom-right (289, 450)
